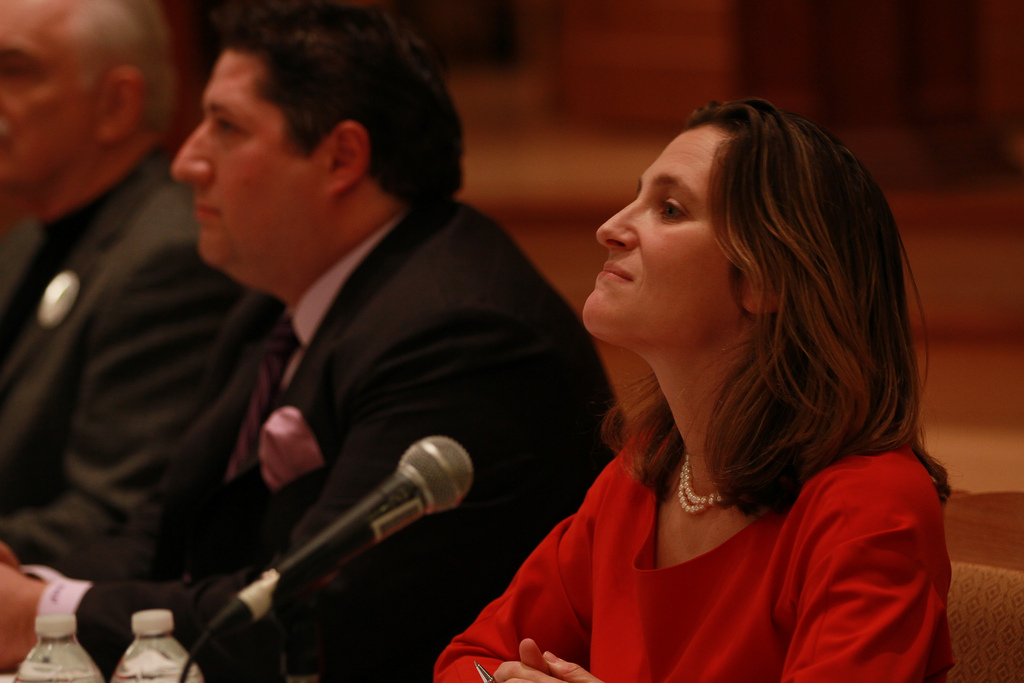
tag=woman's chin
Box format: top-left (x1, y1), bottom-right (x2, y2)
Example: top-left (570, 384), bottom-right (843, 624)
top-left (583, 296), bottom-right (626, 347)
top-left (581, 293), bottom-right (605, 335)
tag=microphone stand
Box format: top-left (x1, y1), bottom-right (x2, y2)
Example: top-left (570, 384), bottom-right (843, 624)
top-left (178, 589), bottom-right (324, 683)
top-left (279, 594), bottom-right (322, 683)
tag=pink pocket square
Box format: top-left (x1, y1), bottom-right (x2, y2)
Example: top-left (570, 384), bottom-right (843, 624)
top-left (258, 406), bottom-right (326, 492)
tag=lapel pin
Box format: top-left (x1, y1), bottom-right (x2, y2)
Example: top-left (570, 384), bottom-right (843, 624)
top-left (37, 270), bottom-right (80, 329)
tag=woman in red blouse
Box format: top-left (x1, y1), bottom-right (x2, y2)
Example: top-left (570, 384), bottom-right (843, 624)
top-left (435, 99), bottom-right (953, 683)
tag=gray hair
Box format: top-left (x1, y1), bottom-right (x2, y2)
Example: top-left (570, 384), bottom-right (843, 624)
top-left (66, 0), bottom-right (176, 134)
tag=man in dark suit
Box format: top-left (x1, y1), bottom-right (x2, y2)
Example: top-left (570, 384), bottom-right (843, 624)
top-left (0, 1), bottom-right (611, 680)
top-left (0, 0), bottom-right (240, 563)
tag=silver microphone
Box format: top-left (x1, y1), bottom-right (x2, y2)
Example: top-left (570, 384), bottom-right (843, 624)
top-left (207, 436), bottom-right (473, 634)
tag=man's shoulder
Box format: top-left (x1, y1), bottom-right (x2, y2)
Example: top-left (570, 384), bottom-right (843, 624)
top-left (428, 201), bottom-right (519, 251)
top-left (78, 157), bottom-right (236, 300)
top-left (398, 202), bottom-right (561, 300)
top-left (97, 154), bottom-right (197, 246)
top-left (309, 199), bottom-right (605, 387)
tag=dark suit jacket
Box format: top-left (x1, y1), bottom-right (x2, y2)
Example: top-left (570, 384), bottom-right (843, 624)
top-left (59, 201), bottom-right (612, 682)
top-left (0, 154), bottom-right (241, 563)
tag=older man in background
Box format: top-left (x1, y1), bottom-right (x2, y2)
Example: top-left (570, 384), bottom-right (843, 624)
top-left (0, 0), bottom-right (240, 563)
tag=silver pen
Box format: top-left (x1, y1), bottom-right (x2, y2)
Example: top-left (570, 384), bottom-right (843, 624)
top-left (474, 661), bottom-right (495, 683)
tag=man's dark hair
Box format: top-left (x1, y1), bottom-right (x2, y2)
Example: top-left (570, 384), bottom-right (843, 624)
top-left (212, 0), bottom-right (463, 203)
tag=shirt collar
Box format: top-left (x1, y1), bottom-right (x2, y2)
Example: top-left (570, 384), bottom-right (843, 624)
top-left (290, 210), bottom-right (407, 346)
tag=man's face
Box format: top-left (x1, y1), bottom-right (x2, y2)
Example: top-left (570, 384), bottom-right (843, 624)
top-left (171, 50), bottom-right (325, 302)
top-left (0, 0), bottom-right (102, 209)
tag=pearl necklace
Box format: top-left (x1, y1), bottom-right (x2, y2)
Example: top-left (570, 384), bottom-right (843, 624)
top-left (677, 452), bottom-right (723, 514)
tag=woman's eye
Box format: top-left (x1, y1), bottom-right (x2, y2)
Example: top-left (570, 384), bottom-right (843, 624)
top-left (663, 202), bottom-right (685, 220)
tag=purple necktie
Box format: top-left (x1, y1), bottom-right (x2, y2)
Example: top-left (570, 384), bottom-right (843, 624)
top-left (224, 315), bottom-right (300, 481)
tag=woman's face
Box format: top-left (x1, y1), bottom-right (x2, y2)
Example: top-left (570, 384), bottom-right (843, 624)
top-left (582, 126), bottom-right (752, 366)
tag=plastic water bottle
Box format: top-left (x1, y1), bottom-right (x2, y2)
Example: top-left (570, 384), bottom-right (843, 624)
top-left (109, 609), bottom-right (203, 683)
top-left (14, 614), bottom-right (104, 683)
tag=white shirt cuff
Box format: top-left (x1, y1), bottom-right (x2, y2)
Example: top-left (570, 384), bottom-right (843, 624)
top-left (22, 565), bottom-right (93, 615)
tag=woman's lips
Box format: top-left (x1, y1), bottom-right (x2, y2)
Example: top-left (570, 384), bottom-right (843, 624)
top-left (599, 262), bottom-right (633, 282)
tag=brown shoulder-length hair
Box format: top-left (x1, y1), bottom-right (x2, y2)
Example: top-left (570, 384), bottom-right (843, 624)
top-left (605, 98), bottom-right (949, 513)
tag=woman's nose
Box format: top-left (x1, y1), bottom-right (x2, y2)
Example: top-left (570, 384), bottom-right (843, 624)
top-left (596, 205), bottom-right (635, 250)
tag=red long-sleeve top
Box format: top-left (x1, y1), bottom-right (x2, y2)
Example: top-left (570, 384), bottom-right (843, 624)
top-left (436, 447), bottom-right (953, 682)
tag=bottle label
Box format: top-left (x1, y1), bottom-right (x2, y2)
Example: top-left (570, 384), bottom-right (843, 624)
top-left (15, 662), bottom-right (98, 681)
top-left (111, 649), bottom-right (195, 683)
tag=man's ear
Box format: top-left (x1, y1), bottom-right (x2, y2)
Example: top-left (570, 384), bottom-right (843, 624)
top-left (95, 65), bottom-right (147, 144)
top-left (319, 119), bottom-right (372, 194)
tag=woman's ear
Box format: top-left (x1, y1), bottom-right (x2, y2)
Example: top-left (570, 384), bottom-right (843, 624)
top-left (318, 119), bottom-right (372, 195)
top-left (739, 273), bottom-right (779, 315)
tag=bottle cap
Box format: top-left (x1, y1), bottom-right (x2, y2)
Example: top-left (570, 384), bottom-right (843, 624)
top-left (131, 609), bottom-right (174, 636)
top-left (35, 614), bottom-right (76, 638)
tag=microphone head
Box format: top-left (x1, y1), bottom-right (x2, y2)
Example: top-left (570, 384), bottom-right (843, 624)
top-left (398, 436), bottom-right (473, 513)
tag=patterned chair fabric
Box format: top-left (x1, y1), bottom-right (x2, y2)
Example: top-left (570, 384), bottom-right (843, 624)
top-left (947, 561), bottom-right (1024, 682)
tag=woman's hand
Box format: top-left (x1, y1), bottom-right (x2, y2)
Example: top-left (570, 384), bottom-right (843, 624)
top-left (494, 638), bottom-right (604, 683)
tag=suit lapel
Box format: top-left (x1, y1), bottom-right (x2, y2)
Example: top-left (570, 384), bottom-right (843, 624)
top-left (150, 293), bottom-right (284, 578)
top-left (274, 201), bottom-right (458, 468)
top-left (0, 222), bottom-right (44, 396)
top-left (0, 219), bottom-right (43, 308)
top-left (310, 201), bottom-right (457, 335)
top-left (179, 292), bottom-right (286, 488)
top-left (281, 201), bottom-right (457, 399)
top-left (0, 156), bottom-right (170, 395)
